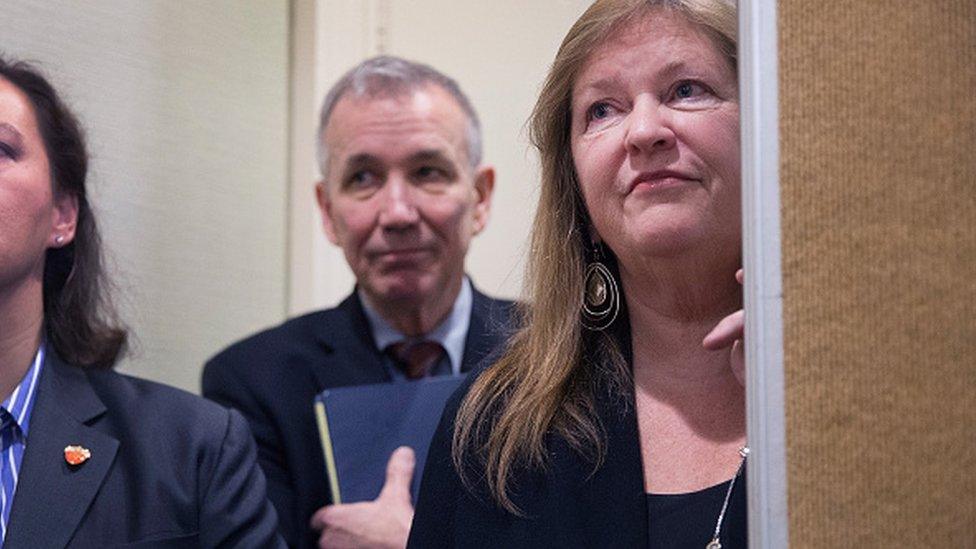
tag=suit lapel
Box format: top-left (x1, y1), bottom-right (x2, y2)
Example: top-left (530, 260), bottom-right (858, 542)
top-left (5, 353), bottom-right (119, 549)
top-left (460, 286), bottom-right (513, 373)
top-left (309, 292), bottom-right (391, 388)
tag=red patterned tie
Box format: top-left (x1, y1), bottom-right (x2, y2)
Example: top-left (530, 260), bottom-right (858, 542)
top-left (385, 340), bottom-right (446, 379)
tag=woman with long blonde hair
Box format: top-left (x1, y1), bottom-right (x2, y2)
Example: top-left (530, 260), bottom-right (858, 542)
top-left (409, 0), bottom-right (746, 547)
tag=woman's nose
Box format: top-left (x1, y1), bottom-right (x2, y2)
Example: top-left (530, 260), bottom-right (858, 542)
top-left (624, 99), bottom-right (676, 156)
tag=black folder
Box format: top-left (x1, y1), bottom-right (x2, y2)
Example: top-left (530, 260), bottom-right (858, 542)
top-left (313, 376), bottom-right (463, 504)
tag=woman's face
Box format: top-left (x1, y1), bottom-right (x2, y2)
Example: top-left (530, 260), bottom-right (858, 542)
top-left (570, 10), bottom-right (740, 266)
top-left (0, 77), bottom-right (75, 293)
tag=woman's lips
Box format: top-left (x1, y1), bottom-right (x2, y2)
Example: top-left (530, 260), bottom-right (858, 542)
top-left (628, 170), bottom-right (697, 193)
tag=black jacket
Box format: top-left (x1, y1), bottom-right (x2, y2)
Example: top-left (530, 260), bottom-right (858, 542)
top-left (5, 349), bottom-right (283, 548)
top-left (408, 362), bottom-right (749, 549)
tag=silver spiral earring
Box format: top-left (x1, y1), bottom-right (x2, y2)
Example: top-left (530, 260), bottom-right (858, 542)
top-left (581, 244), bottom-right (620, 331)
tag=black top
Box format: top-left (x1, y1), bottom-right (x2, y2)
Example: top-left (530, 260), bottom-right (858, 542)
top-left (408, 355), bottom-right (746, 549)
top-left (646, 475), bottom-right (747, 549)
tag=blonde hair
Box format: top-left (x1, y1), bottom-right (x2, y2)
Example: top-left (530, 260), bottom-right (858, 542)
top-left (452, 0), bottom-right (737, 513)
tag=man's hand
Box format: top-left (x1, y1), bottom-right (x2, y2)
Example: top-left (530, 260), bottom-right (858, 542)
top-left (703, 269), bottom-right (745, 386)
top-left (310, 446), bottom-right (416, 549)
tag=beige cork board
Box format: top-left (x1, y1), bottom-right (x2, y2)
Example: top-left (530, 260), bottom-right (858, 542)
top-left (778, 1), bottom-right (976, 546)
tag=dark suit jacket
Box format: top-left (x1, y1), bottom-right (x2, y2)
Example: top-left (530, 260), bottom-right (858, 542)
top-left (407, 365), bottom-right (649, 549)
top-left (4, 349), bottom-right (283, 549)
top-left (202, 287), bottom-right (514, 548)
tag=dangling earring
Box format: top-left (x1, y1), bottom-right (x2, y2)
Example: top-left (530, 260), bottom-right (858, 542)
top-left (581, 243), bottom-right (620, 331)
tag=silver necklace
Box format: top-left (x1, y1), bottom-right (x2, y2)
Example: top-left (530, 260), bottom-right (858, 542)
top-left (705, 446), bottom-right (749, 549)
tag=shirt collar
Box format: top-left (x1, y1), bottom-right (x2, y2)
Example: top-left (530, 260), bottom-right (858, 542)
top-left (359, 277), bottom-right (473, 375)
top-left (1, 345), bottom-right (45, 438)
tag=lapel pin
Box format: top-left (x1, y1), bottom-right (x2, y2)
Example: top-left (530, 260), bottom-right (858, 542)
top-left (64, 445), bottom-right (91, 466)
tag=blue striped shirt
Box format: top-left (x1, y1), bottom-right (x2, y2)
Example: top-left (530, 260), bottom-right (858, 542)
top-left (0, 346), bottom-right (44, 543)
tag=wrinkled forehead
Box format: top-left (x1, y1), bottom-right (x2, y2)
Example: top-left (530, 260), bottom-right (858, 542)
top-left (325, 85), bottom-right (473, 165)
top-left (575, 9), bottom-right (726, 91)
top-left (322, 96), bottom-right (471, 187)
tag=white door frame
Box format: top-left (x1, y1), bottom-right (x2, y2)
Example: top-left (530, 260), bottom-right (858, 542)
top-left (740, 0), bottom-right (789, 547)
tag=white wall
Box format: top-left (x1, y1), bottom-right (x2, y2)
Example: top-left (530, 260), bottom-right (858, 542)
top-left (289, 0), bottom-right (593, 313)
top-left (2, 0), bottom-right (593, 391)
top-left (1, 1), bottom-right (291, 392)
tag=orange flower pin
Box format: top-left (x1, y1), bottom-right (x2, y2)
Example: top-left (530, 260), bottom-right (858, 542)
top-left (64, 445), bottom-right (91, 466)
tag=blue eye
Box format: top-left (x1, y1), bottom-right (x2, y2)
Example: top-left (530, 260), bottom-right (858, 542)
top-left (589, 102), bottom-right (613, 120)
top-left (672, 81), bottom-right (710, 101)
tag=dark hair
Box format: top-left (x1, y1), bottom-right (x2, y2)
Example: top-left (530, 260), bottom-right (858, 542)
top-left (0, 56), bottom-right (126, 368)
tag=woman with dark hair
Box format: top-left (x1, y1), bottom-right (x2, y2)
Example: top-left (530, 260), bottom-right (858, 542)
top-left (0, 56), bottom-right (283, 547)
top-left (410, 0), bottom-right (747, 547)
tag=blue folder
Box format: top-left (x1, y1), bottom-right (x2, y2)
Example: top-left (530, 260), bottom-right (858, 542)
top-left (313, 376), bottom-right (463, 504)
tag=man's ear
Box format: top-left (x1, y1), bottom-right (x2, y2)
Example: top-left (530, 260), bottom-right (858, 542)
top-left (51, 191), bottom-right (79, 247)
top-left (315, 180), bottom-right (340, 245)
top-left (470, 165), bottom-right (495, 235)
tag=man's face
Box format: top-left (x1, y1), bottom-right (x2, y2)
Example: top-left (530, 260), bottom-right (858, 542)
top-left (317, 84), bottom-right (493, 310)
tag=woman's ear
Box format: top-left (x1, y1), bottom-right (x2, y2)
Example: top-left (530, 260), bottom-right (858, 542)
top-left (584, 221), bottom-right (603, 248)
top-left (51, 192), bottom-right (79, 247)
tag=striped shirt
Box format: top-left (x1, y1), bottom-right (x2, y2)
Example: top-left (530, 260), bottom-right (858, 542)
top-left (0, 346), bottom-right (44, 543)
